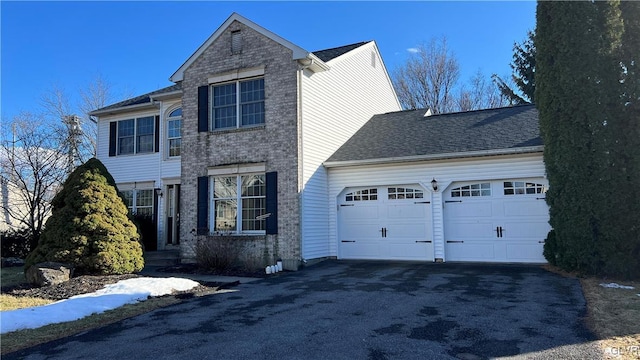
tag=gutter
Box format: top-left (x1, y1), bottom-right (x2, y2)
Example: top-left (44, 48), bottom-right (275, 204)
top-left (323, 145), bottom-right (545, 168)
top-left (89, 101), bottom-right (160, 117)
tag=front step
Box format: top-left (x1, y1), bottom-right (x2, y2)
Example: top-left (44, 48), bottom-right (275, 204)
top-left (144, 250), bottom-right (180, 267)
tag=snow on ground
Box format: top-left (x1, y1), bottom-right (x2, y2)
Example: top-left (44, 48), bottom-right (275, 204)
top-left (599, 282), bottom-right (635, 290)
top-left (1, 277), bottom-right (199, 334)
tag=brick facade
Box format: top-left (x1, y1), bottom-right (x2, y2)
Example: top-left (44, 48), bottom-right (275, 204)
top-left (179, 21), bottom-right (301, 268)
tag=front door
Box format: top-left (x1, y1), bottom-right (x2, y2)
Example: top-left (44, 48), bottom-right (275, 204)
top-left (166, 184), bottom-right (180, 245)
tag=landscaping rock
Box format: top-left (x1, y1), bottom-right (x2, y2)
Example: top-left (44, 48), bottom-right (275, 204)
top-left (25, 262), bottom-right (74, 287)
top-left (1, 257), bottom-right (25, 268)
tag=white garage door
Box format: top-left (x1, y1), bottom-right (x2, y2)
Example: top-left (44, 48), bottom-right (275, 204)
top-left (338, 185), bottom-right (434, 261)
top-left (443, 179), bottom-right (551, 263)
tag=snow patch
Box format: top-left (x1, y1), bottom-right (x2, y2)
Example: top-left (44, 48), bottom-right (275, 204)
top-left (1, 277), bottom-right (199, 334)
top-left (599, 282), bottom-right (635, 290)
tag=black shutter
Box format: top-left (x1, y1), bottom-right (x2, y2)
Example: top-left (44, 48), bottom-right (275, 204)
top-left (197, 176), bottom-right (209, 235)
top-left (109, 122), bottom-right (117, 156)
top-left (198, 86), bottom-right (209, 132)
top-left (265, 172), bottom-right (278, 234)
top-left (154, 115), bottom-right (160, 153)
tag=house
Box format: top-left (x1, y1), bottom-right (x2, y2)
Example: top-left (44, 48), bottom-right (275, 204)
top-left (91, 13), bottom-right (402, 269)
top-left (93, 13), bottom-right (551, 268)
top-left (325, 104), bottom-right (550, 263)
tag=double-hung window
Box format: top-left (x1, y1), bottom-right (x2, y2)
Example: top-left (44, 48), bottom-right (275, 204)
top-left (212, 174), bottom-right (266, 233)
top-left (116, 116), bottom-right (155, 155)
top-left (121, 189), bottom-right (154, 217)
top-left (167, 108), bottom-right (182, 158)
top-left (212, 78), bottom-right (265, 129)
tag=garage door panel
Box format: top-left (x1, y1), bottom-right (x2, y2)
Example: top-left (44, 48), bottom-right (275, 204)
top-left (446, 242), bottom-right (495, 261)
top-left (340, 205), bottom-right (379, 219)
top-left (386, 203), bottom-right (427, 219)
top-left (445, 221), bottom-right (494, 239)
top-left (341, 241), bottom-right (380, 259)
top-left (505, 243), bottom-right (545, 262)
top-left (384, 241), bottom-right (433, 260)
top-left (502, 220), bottom-right (551, 240)
top-left (339, 186), bottom-right (433, 261)
top-left (445, 201), bottom-right (493, 218)
top-left (503, 200), bottom-right (548, 217)
top-left (444, 179), bottom-right (550, 263)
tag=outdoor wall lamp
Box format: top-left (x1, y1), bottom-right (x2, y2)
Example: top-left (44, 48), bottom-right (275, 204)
top-left (155, 189), bottom-right (163, 198)
top-left (431, 178), bottom-right (438, 192)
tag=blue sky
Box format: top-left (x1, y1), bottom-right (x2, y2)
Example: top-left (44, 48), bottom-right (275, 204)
top-left (1, 1), bottom-right (536, 119)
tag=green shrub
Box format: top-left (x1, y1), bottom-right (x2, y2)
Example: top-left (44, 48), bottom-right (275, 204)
top-left (1, 228), bottom-right (32, 258)
top-left (25, 158), bottom-right (144, 275)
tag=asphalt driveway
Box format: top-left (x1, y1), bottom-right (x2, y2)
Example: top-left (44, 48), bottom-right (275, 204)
top-left (6, 261), bottom-right (602, 360)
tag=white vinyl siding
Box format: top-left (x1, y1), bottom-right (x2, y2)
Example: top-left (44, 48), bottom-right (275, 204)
top-left (327, 153), bottom-right (547, 261)
top-left (300, 42), bottom-right (401, 260)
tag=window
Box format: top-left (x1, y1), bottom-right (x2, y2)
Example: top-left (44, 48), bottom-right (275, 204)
top-left (117, 116), bottom-right (155, 155)
top-left (345, 188), bottom-right (377, 202)
top-left (167, 108), bottom-right (181, 157)
top-left (504, 181), bottom-right (546, 195)
top-left (451, 183), bottom-right (491, 197)
top-left (212, 78), bottom-right (265, 129)
top-left (121, 189), bottom-right (153, 216)
top-left (213, 174), bottom-right (266, 233)
top-left (388, 187), bottom-right (423, 200)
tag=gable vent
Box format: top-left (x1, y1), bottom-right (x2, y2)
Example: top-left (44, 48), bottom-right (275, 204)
top-left (231, 30), bottom-right (242, 55)
top-left (371, 51), bottom-right (376, 68)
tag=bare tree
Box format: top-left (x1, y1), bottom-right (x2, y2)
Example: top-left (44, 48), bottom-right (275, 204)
top-left (78, 74), bottom-right (118, 157)
top-left (0, 114), bottom-right (69, 248)
top-left (457, 70), bottom-right (509, 111)
top-left (393, 37), bottom-right (460, 113)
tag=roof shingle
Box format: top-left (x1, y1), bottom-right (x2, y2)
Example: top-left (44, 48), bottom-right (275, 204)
top-left (326, 104), bottom-right (541, 163)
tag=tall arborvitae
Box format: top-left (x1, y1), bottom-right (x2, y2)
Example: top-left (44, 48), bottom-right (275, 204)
top-left (26, 158), bottom-right (144, 275)
top-left (537, 1), bottom-right (640, 277)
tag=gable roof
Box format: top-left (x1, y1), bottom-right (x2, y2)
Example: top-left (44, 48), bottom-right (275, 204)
top-left (170, 13), bottom-right (330, 82)
top-left (312, 42), bottom-right (370, 62)
top-left (325, 104), bottom-right (542, 167)
top-left (89, 84), bottom-right (182, 116)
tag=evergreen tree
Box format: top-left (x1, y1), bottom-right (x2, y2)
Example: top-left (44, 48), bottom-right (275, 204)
top-left (25, 158), bottom-right (144, 275)
top-left (493, 30), bottom-right (536, 105)
top-left (537, 1), bottom-right (640, 277)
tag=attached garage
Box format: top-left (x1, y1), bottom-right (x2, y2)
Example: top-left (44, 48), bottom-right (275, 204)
top-left (338, 185), bottom-right (434, 261)
top-left (443, 179), bottom-right (550, 263)
top-left (325, 104), bottom-right (551, 264)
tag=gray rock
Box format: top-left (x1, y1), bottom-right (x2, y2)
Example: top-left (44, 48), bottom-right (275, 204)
top-left (25, 262), bottom-right (74, 287)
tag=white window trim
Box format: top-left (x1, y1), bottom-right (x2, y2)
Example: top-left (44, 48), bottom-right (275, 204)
top-left (116, 116), bottom-right (156, 156)
top-left (166, 108), bottom-right (182, 159)
top-left (209, 172), bottom-right (266, 235)
top-left (210, 76), bottom-right (265, 130)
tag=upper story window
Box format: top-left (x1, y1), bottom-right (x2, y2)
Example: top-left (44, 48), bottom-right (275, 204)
top-left (504, 181), bottom-right (546, 195)
top-left (451, 183), bottom-right (491, 198)
top-left (345, 188), bottom-right (378, 202)
top-left (167, 108), bottom-right (182, 158)
top-left (212, 78), bottom-right (265, 130)
top-left (116, 116), bottom-right (155, 155)
top-left (388, 187), bottom-right (424, 200)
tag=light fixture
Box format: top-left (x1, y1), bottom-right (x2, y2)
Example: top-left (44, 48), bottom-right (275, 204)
top-left (431, 178), bottom-right (438, 192)
top-left (155, 188), bottom-right (163, 198)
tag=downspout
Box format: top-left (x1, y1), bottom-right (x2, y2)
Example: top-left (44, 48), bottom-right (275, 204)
top-left (297, 59), bottom-right (313, 265)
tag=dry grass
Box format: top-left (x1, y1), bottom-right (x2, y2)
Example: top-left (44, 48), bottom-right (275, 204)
top-left (0, 294), bottom-right (53, 311)
top-left (581, 277), bottom-right (640, 360)
top-left (1, 295), bottom-right (183, 355)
